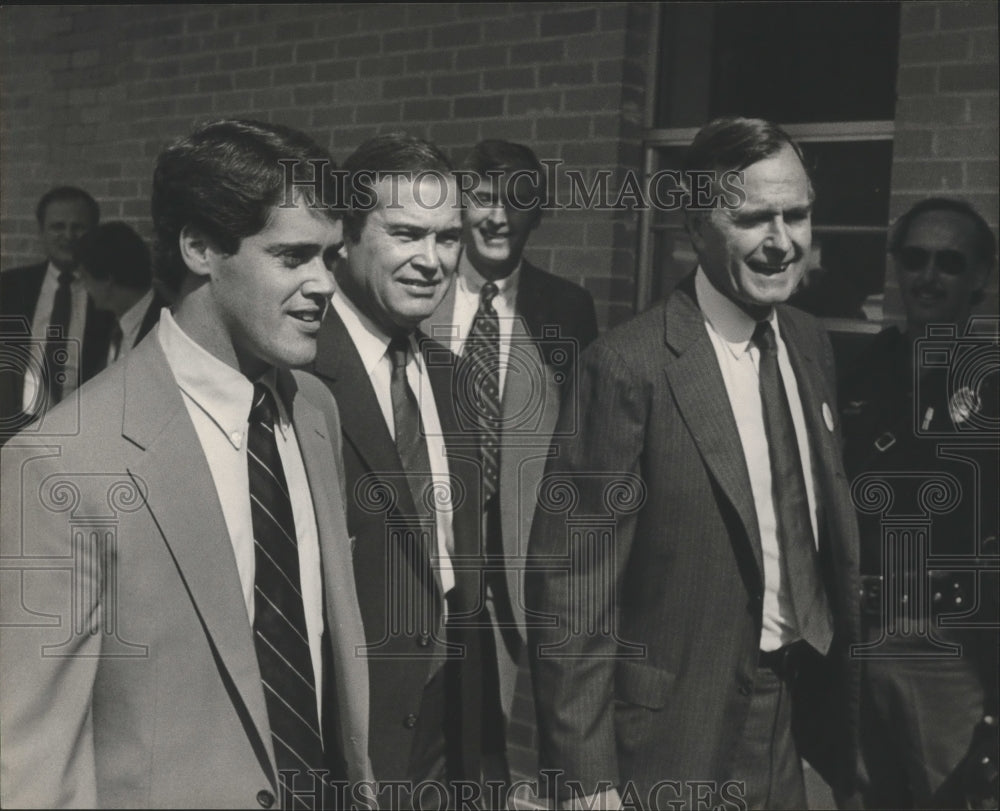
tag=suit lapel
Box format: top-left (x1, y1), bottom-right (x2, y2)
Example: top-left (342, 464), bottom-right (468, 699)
top-left (515, 261), bottom-right (547, 343)
top-left (663, 282), bottom-right (764, 580)
top-left (121, 338), bottom-right (276, 780)
top-left (420, 276), bottom-right (460, 354)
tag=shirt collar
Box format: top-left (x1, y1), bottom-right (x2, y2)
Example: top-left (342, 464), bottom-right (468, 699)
top-left (330, 288), bottom-right (403, 375)
top-left (118, 288), bottom-right (155, 340)
top-left (157, 308), bottom-right (289, 449)
top-left (457, 255), bottom-right (521, 303)
top-left (695, 266), bottom-right (779, 358)
top-left (46, 261), bottom-right (80, 284)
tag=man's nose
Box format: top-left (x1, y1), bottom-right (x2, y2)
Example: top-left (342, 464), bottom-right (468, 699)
top-left (412, 236), bottom-right (440, 270)
top-left (764, 218), bottom-right (793, 254)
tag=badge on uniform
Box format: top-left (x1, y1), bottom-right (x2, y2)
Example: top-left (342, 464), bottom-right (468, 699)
top-left (822, 402), bottom-right (835, 432)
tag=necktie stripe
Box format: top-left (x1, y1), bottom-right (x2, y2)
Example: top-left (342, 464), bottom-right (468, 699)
top-left (465, 282), bottom-right (502, 503)
top-left (247, 382), bottom-right (323, 802)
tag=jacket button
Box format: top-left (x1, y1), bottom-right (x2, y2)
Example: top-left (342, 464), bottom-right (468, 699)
top-left (417, 632), bottom-right (431, 648)
top-left (403, 713), bottom-right (418, 729)
top-left (257, 789), bottom-right (275, 808)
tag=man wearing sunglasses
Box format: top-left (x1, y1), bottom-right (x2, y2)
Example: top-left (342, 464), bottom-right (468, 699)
top-left (840, 197), bottom-right (998, 809)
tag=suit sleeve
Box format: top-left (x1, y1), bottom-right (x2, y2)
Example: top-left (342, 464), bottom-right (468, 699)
top-left (525, 339), bottom-right (648, 798)
top-left (0, 440), bottom-right (101, 808)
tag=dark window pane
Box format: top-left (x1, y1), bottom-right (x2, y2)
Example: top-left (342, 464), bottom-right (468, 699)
top-left (800, 141), bottom-right (894, 226)
top-left (657, 2), bottom-right (901, 127)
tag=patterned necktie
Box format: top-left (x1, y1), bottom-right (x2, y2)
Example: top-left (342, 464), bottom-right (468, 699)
top-left (388, 335), bottom-right (434, 518)
top-left (465, 282), bottom-right (501, 503)
top-left (247, 382), bottom-right (324, 802)
top-left (752, 321), bottom-right (833, 655)
top-left (45, 269), bottom-right (74, 404)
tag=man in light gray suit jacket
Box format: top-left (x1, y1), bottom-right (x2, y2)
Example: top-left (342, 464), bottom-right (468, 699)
top-left (526, 118), bottom-right (862, 810)
top-left (0, 119), bottom-right (373, 809)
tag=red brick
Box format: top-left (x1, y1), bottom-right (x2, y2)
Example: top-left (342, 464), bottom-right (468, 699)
top-left (431, 72), bottom-right (481, 96)
top-left (454, 94), bottom-right (505, 118)
top-left (484, 14), bottom-right (537, 43)
top-left (175, 94), bottom-right (214, 117)
top-left (540, 63), bottom-right (595, 86)
top-left (939, 1), bottom-right (998, 31)
top-left (217, 6), bottom-right (257, 28)
top-left (355, 102), bottom-right (403, 124)
top-left (234, 69), bottom-right (272, 91)
top-left (939, 63), bottom-right (999, 92)
top-left (563, 85), bottom-right (622, 112)
top-left (969, 94), bottom-right (999, 123)
top-left (897, 95), bottom-right (968, 125)
top-left (508, 90), bottom-right (561, 115)
top-left (600, 4), bottom-right (628, 31)
top-left (428, 120), bottom-right (480, 147)
top-left (294, 85), bottom-right (332, 106)
top-left (316, 60), bottom-right (358, 82)
top-left (536, 115), bottom-right (592, 140)
top-left (253, 87), bottom-right (295, 109)
top-left (483, 67), bottom-right (535, 90)
top-left (456, 44), bottom-right (508, 70)
top-left (198, 74), bottom-right (233, 93)
top-left (478, 118), bottom-right (534, 142)
top-left (337, 34), bottom-right (380, 58)
top-left (213, 90), bottom-right (255, 114)
top-left (899, 32), bottom-right (970, 63)
top-left (383, 75), bottom-right (429, 99)
top-left (218, 51), bottom-right (254, 71)
top-left (509, 39), bottom-right (565, 64)
top-left (892, 159), bottom-right (964, 190)
top-left (275, 20), bottom-right (320, 41)
top-left (383, 29), bottom-right (429, 53)
top-left (201, 31), bottom-right (238, 51)
top-left (274, 65), bottom-right (314, 86)
top-left (403, 99), bottom-right (452, 121)
top-left (359, 55), bottom-right (406, 78)
top-left (297, 40), bottom-right (335, 63)
top-left (431, 21), bottom-right (482, 48)
top-left (597, 58), bottom-right (624, 84)
top-left (236, 25), bottom-right (277, 47)
top-left (901, 2), bottom-right (938, 35)
top-left (256, 44), bottom-right (294, 67)
top-left (563, 140), bottom-right (617, 166)
top-left (896, 65), bottom-right (938, 96)
top-left (936, 127), bottom-right (999, 158)
top-left (540, 8), bottom-right (597, 37)
top-left (148, 60), bottom-right (181, 80)
top-left (566, 31), bottom-right (628, 60)
top-left (966, 160), bottom-right (999, 190)
top-left (406, 50), bottom-right (454, 73)
top-left (972, 29), bottom-right (999, 60)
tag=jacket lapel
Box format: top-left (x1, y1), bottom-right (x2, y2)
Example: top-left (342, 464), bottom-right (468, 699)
top-left (121, 337), bottom-right (276, 780)
top-left (663, 281), bottom-right (764, 581)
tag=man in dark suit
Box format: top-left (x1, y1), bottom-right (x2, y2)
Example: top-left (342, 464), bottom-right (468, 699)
top-left (1, 120), bottom-right (372, 808)
top-left (311, 133), bottom-right (496, 808)
top-left (77, 221), bottom-right (170, 365)
top-left (0, 186), bottom-right (115, 435)
top-left (422, 139), bottom-right (598, 780)
top-left (526, 117), bottom-right (862, 809)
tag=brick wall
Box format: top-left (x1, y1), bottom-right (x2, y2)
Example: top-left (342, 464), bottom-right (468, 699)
top-left (887, 0), bottom-right (999, 322)
top-left (0, 2), bottom-right (652, 331)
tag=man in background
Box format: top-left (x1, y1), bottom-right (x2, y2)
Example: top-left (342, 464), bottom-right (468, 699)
top-left (77, 220), bottom-right (169, 364)
top-left (423, 138), bottom-right (598, 782)
top-left (1, 186), bottom-right (115, 431)
top-left (840, 197), bottom-right (998, 809)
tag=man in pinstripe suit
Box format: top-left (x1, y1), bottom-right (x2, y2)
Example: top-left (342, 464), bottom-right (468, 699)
top-left (526, 117), bottom-right (862, 810)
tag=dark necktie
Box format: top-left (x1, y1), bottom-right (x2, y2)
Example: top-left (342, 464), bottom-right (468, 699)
top-left (752, 321), bottom-right (833, 654)
top-left (247, 383), bottom-right (324, 802)
top-left (465, 282), bottom-right (501, 503)
top-left (110, 322), bottom-right (124, 363)
top-left (388, 335), bottom-right (434, 517)
top-left (45, 269), bottom-right (74, 404)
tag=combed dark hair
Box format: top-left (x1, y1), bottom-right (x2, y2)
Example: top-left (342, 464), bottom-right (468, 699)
top-left (78, 222), bottom-right (152, 290)
top-left (35, 186), bottom-right (100, 227)
top-left (888, 196), bottom-right (997, 267)
top-left (462, 139), bottom-right (547, 211)
top-left (682, 116), bottom-right (812, 195)
top-left (341, 132), bottom-right (454, 242)
top-left (151, 118), bottom-right (339, 292)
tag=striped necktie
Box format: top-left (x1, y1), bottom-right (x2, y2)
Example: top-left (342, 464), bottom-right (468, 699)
top-left (247, 382), bottom-right (324, 805)
top-left (465, 282), bottom-right (501, 503)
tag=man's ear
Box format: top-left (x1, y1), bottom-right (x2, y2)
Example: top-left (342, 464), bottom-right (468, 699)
top-left (685, 209), bottom-right (708, 253)
top-left (178, 225), bottom-right (216, 278)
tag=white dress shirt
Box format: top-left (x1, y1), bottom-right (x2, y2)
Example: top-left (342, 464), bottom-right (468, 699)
top-left (157, 309), bottom-right (325, 723)
top-left (109, 289), bottom-right (156, 364)
top-left (446, 256), bottom-right (521, 394)
top-left (695, 268), bottom-right (822, 651)
top-left (22, 262), bottom-right (88, 410)
top-left (331, 290), bottom-right (456, 595)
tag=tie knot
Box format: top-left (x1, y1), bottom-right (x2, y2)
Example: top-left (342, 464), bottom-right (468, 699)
top-left (480, 282), bottom-right (499, 311)
top-left (752, 320), bottom-right (777, 356)
top-left (57, 269), bottom-right (75, 287)
top-left (388, 334), bottom-right (410, 370)
top-left (250, 382), bottom-right (278, 426)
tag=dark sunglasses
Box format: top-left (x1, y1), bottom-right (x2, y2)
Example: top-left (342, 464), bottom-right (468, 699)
top-left (896, 246), bottom-right (968, 276)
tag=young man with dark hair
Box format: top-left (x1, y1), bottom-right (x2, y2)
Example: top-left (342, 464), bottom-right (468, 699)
top-left (1, 119), bottom-right (372, 808)
top-left (423, 139), bottom-right (598, 783)
top-left (527, 117), bottom-right (863, 809)
top-left (77, 221), bottom-right (168, 363)
top-left (1, 185), bottom-right (115, 432)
